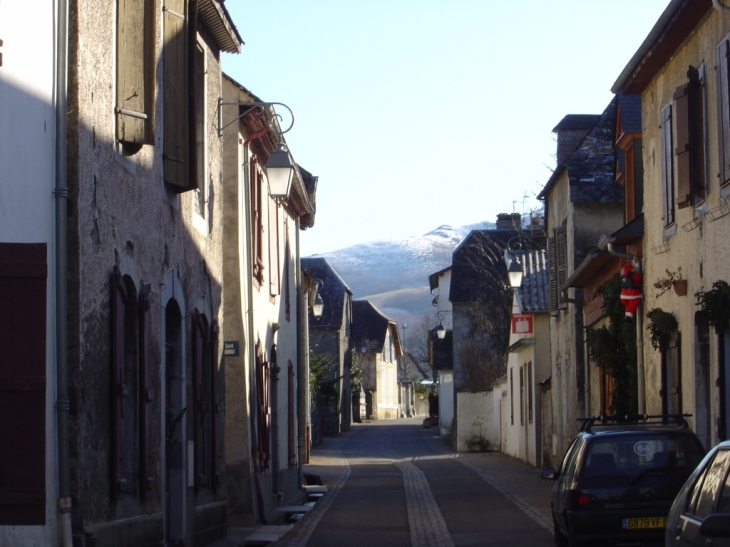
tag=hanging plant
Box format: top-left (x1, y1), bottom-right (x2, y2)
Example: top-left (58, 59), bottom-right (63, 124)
top-left (653, 268), bottom-right (683, 299)
top-left (646, 308), bottom-right (678, 350)
top-left (695, 280), bottom-right (730, 333)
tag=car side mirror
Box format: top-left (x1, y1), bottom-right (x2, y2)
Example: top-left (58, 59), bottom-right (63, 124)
top-left (699, 514), bottom-right (730, 538)
top-left (541, 467), bottom-right (557, 480)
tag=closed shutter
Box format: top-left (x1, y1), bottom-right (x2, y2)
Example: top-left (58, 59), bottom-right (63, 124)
top-left (116, 0), bottom-right (153, 145)
top-left (548, 237), bottom-right (557, 315)
top-left (251, 157), bottom-right (264, 285)
top-left (674, 83), bottom-right (692, 209)
top-left (288, 362), bottom-right (296, 466)
top-left (687, 66), bottom-right (705, 202)
top-left (110, 266), bottom-right (128, 497)
top-left (162, 0), bottom-right (190, 190)
top-left (669, 331), bottom-right (682, 415)
top-left (269, 198), bottom-right (280, 296)
top-left (192, 309), bottom-right (208, 491)
top-left (718, 39), bottom-right (730, 185)
top-left (138, 285), bottom-right (155, 494)
top-left (210, 320), bottom-right (222, 487)
top-left (661, 103), bottom-right (675, 225)
top-left (0, 243), bottom-right (47, 525)
top-left (556, 227), bottom-right (568, 309)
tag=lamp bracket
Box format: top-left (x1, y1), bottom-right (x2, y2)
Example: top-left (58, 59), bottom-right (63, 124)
top-left (508, 234), bottom-right (547, 251)
top-left (217, 98), bottom-right (295, 139)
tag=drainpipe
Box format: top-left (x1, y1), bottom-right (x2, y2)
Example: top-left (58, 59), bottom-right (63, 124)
top-left (607, 242), bottom-right (645, 414)
top-left (54, 0), bottom-right (73, 544)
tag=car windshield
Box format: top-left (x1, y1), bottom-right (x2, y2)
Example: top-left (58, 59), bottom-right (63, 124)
top-left (580, 434), bottom-right (704, 478)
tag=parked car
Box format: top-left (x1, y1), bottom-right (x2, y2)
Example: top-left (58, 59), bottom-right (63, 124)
top-left (665, 439), bottom-right (730, 546)
top-left (541, 415), bottom-right (706, 547)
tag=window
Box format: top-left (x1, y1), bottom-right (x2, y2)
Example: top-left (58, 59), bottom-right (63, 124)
top-left (673, 65), bottom-right (706, 208)
top-left (661, 102), bottom-right (675, 226)
top-left (251, 156), bottom-right (264, 286)
top-left (717, 36), bottom-right (730, 186)
top-left (0, 243), bottom-right (47, 524)
top-left (687, 449), bottom-right (730, 518)
top-left (116, 0), bottom-right (153, 149)
top-left (284, 235), bottom-right (291, 321)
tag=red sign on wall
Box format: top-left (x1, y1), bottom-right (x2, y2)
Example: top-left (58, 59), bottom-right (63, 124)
top-left (512, 313), bottom-right (533, 334)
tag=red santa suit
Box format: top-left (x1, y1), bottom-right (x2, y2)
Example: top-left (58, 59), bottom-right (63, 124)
top-left (620, 263), bottom-right (643, 319)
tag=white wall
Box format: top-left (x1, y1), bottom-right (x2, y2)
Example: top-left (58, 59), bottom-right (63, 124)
top-left (0, 1), bottom-right (58, 545)
top-left (455, 392), bottom-right (499, 452)
top-left (438, 370), bottom-right (454, 435)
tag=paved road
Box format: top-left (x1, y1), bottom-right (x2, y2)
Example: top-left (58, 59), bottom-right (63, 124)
top-left (274, 419), bottom-right (555, 547)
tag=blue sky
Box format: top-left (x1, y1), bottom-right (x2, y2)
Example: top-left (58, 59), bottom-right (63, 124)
top-left (222, 1), bottom-right (670, 256)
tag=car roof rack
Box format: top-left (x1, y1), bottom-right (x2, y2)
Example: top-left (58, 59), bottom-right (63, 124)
top-left (577, 414), bottom-right (692, 433)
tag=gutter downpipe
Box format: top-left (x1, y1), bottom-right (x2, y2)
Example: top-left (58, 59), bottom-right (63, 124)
top-left (607, 242), bottom-right (645, 414)
top-left (55, 0), bottom-right (73, 544)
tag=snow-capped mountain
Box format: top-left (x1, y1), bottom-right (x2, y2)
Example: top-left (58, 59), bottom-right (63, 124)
top-left (306, 221), bottom-right (494, 323)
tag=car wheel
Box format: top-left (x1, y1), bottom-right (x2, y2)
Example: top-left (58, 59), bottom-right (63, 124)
top-left (553, 517), bottom-right (569, 547)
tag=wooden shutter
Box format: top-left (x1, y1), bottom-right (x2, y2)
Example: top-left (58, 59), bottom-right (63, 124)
top-left (284, 239), bottom-right (291, 321)
top-left (548, 237), bottom-right (558, 315)
top-left (251, 157), bottom-right (264, 285)
top-left (669, 331), bottom-right (682, 415)
top-left (116, 0), bottom-right (153, 145)
top-left (210, 320), bottom-right (222, 487)
top-left (556, 227), bottom-right (568, 309)
top-left (138, 285), bottom-right (155, 494)
top-left (111, 267), bottom-right (128, 497)
top-left (162, 0), bottom-right (190, 190)
top-left (269, 198), bottom-right (280, 296)
top-left (674, 83), bottom-right (692, 209)
top-left (687, 66), bottom-right (705, 202)
top-left (661, 103), bottom-right (675, 225)
top-left (0, 244), bottom-right (47, 525)
top-left (288, 362), bottom-right (296, 466)
top-left (192, 310), bottom-right (208, 491)
top-left (718, 39), bottom-right (730, 185)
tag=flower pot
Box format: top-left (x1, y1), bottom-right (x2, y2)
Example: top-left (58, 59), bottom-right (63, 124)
top-left (673, 279), bottom-right (688, 297)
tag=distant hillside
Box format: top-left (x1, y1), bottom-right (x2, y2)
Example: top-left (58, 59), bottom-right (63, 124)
top-left (306, 221), bottom-right (495, 326)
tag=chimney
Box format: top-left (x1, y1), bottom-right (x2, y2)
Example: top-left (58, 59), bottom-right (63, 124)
top-left (496, 213), bottom-right (522, 230)
top-left (553, 114), bottom-right (600, 164)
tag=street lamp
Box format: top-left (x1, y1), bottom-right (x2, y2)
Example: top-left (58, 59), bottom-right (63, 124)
top-left (312, 292), bottom-right (324, 318)
top-left (506, 251), bottom-right (524, 288)
top-left (266, 142), bottom-right (295, 202)
top-left (434, 322), bottom-right (446, 340)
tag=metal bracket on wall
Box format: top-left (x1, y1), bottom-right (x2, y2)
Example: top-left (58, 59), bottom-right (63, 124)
top-left (216, 98), bottom-right (294, 139)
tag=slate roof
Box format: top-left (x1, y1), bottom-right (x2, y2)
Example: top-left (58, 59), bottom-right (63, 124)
top-left (538, 98), bottom-right (622, 204)
top-left (618, 94), bottom-right (642, 134)
top-left (552, 115), bottom-right (601, 132)
top-left (515, 249), bottom-right (549, 313)
top-left (301, 257), bottom-right (352, 328)
top-left (351, 300), bottom-right (394, 353)
top-left (449, 229), bottom-right (520, 304)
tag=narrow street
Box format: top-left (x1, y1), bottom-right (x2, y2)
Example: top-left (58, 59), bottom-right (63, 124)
top-left (265, 419), bottom-right (555, 547)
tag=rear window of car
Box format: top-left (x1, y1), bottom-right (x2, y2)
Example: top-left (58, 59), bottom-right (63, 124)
top-left (580, 434), bottom-right (704, 478)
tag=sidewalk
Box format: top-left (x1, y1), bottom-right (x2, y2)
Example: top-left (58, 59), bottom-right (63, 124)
top-left (209, 421), bottom-right (555, 546)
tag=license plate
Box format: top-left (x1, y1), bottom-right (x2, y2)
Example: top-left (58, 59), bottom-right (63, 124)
top-left (622, 516), bottom-right (667, 529)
